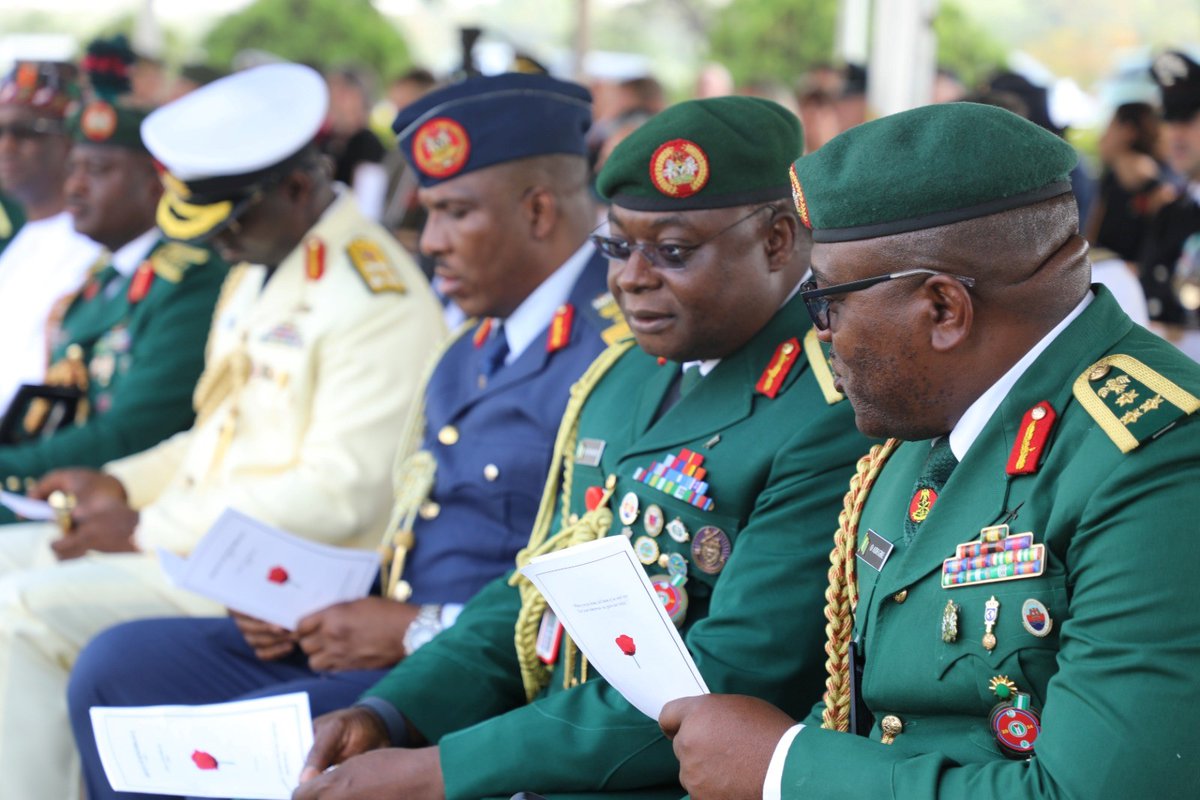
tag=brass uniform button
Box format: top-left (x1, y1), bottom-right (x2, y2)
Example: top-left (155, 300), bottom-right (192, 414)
top-left (391, 580), bottom-right (413, 602)
top-left (4, 477), bottom-right (18, 492)
top-left (893, 589), bottom-right (908, 604)
top-left (880, 715), bottom-right (903, 745)
top-left (437, 425), bottom-right (459, 446)
top-left (483, 464), bottom-right (500, 482)
top-left (781, 342), bottom-right (795, 355)
top-left (1031, 406), bottom-right (1047, 421)
top-left (1089, 364), bottom-right (1111, 381)
top-left (392, 530), bottom-right (415, 549)
top-left (567, 513), bottom-right (580, 525)
top-left (419, 501), bottom-right (440, 520)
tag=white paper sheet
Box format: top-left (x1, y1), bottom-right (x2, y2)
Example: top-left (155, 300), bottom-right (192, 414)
top-left (0, 490), bottom-right (55, 521)
top-left (520, 535), bottom-right (709, 719)
top-left (164, 508), bottom-right (380, 630)
top-left (90, 692), bottom-right (314, 799)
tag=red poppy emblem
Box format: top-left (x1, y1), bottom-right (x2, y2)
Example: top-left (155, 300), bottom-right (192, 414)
top-left (267, 566), bottom-right (289, 584)
top-left (191, 750), bottom-right (218, 770)
top-left (615, 634), bottom-right (640, 667)
top-left (585, 486), bottom-right (604, 512)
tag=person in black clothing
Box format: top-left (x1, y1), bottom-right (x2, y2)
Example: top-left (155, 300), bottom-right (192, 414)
top-left (1142, 51), bottom-right (1200, 326)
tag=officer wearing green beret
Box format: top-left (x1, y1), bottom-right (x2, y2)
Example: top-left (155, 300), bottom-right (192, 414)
top-left (662, 102), bottom-right (1200, 799)
top-left (0, 97), bottom-right (228, 508)
top-left (293, 97), bottom-right (874, 800)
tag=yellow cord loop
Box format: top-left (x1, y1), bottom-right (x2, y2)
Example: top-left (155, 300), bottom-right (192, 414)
top-left (821, 438), bottom-right (900, 732)
top-left (509, 338), bottom-right (636, 701)
top-left (378, 320), bottom-right (477, 596)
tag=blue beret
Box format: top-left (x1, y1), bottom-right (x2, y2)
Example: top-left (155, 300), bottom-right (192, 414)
top-left (393, 73), bottom-right (592, 186)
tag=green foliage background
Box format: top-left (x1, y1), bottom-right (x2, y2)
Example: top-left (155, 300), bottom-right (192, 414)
top-left (707, 0), bottom-right (1005, 88)
top-left (202, 0), bottom-right (410, 78)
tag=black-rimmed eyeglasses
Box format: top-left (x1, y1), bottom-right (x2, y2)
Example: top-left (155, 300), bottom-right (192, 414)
top-left (800, 268), bottom-right (977, 331)
top-left (590, 204), bottom-right (775, 269)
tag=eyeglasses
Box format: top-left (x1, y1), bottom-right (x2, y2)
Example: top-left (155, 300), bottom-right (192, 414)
top-left (800, 268), bottom-right (977, 331)
top-left (590, 204), bottom-right (775, 269)
top-left (0, 119), bottom-right (64, 140)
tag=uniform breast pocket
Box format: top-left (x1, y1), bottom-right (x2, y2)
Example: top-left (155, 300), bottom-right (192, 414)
top-left (935, 582), bottom-right (1067, 709)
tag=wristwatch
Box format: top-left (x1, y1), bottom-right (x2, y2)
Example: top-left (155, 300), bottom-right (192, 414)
top-left (402, 603), bottom-right (444, 656)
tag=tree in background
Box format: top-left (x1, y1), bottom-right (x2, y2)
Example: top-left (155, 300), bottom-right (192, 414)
top-left (706, 0), bottom-right (1004, 91)
top-left (202, 0), bottom-right (410, 80)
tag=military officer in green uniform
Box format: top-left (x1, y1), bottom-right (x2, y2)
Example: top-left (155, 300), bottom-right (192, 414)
top-left (0, 98), bottom-right (227, 513)
top-left (661, 102), bottom-right (1200, 799)
top-left (290, 96), bottom-right (873, 800)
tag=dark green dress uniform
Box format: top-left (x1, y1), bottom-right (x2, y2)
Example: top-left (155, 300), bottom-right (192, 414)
top-left (782, 288), bottom-right (1200, 798)
top-left (354, 92), bottom-right (874, 800)
top-left (0, 193), bottom-right (23, 254)
top-left (0, 238), bottom-right (227, 500)
top-left (362, 301), bottom-right (870, 800)
top-left (775, 102), bottom-right (1200, 799)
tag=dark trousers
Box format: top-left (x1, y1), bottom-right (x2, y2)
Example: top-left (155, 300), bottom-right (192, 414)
top-left (68, 616), bottom-right (387, 800)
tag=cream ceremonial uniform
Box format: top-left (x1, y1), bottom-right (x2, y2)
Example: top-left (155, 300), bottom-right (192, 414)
top-left (0, 191), bottom-right (445, 799)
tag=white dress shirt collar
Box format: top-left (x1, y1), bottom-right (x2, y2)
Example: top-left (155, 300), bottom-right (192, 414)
top-left (500, 240), bottom-right (594, 363)
top-left (948, 290), bottom-right (1093, 461)
top-left (110, 229), bottom-right (160, 277)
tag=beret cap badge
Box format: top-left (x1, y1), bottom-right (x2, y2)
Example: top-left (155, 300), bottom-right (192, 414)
top-left (80, 101), bottom-right (118, 142)
top-left (649, 139), bottom-right (710, 198)
top-left (412, 117), bottom-right (471, 179)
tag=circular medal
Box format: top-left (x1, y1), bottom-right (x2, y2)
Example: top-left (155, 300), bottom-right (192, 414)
top-left (666, 552), bottom-right (689, 582)
top-left (634, 535), bottom-right (660, 565)
top-left (618, 492), bottom-right (640, 526)
top-left (1020, 598), bottom-right (1053, 637)
top-left (666, 517), bottom-right (690, 543)
top-left (651, 574), bottom-right (689, 627)
top-left (990, 703), bottom-right (1041, 758)
top-left (643, 503), bottom-right (664, 537)
top-left (691, 526), bottom-right (731, 574)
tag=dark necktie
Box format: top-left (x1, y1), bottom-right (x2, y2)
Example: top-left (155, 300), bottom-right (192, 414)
top-left (478, 324), bottom-right (509, 385)
top-left (678, 364), bottom-right (703, 397)
top-left (904, 436), bottom-right (958, 541)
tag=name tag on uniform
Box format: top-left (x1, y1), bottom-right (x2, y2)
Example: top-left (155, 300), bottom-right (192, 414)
top-left (574, 438), bottom-right (605, 467)
top-left (857, 528), bottom-right (895, 572)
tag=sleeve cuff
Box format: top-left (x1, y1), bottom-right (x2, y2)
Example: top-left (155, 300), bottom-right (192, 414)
top-left (763, 723), bottom-right (804, 800)
top-left (353, 697), bottom-right (410, 747)
top-left (440, 603), bottom-right (464, 628)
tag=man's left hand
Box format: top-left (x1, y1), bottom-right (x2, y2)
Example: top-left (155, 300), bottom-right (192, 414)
top-left (295, 597), bottom-right (418, 672)
top-left (292, 746), bottom-right (444, 800)
top-left (50, 505), bottom-right (140, 561)
top-left (659, 694), bottom-right (796, 800)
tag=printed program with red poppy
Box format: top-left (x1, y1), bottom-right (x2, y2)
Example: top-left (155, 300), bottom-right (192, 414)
top-left (520, 535), bottom-right (708, 718)
top-left (88, 692), bottom-right (313, 799)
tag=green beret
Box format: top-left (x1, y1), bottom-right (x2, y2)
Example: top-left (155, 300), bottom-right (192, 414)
top-left (67, 100), bottom-right (150, 153)
top-left (597, 96), bottom-right (803, 211)
top-left (789, 102), bottom-right (1077, 242)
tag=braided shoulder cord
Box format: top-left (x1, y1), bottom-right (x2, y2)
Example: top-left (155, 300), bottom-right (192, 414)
top-left (821, 438), bottom-right (900, 732)
top-left (509, 339), bottom-right (636, 701)
top-left (379, 320), bottom-right (478, 594)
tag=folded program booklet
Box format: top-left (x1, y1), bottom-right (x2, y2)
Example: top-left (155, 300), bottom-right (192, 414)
top-left (90, 692), bottom-right (313, 799)
top-left (519, 535), bottom-right (708, 719)
top-left (158, 508), bottom-right (380, 630)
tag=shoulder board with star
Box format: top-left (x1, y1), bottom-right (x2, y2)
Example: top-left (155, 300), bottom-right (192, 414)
top-left (1073, 355), bottom-right (1199, 453)
top-left (149, 242), bottom-right (211, 283)
top-left (347, 237), bottom-right (406, 295)
top-left (588, 291), bottom-right (633, 345)
top-left (802, 328), bottom-right (845, 405)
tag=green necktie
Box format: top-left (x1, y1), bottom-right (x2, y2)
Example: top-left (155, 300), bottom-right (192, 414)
top-left (904, 436), bottom-right (958, 541)
top-left (679, 364), bottom-right (703, 397)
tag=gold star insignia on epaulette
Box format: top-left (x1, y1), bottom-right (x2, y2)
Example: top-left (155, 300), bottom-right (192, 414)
top-left (150, 242), bottom-right (210, 283)
top-left (1074, 354), bottom-right (1199, 453)
top-left (347, 238), bottom-right (406, 294)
